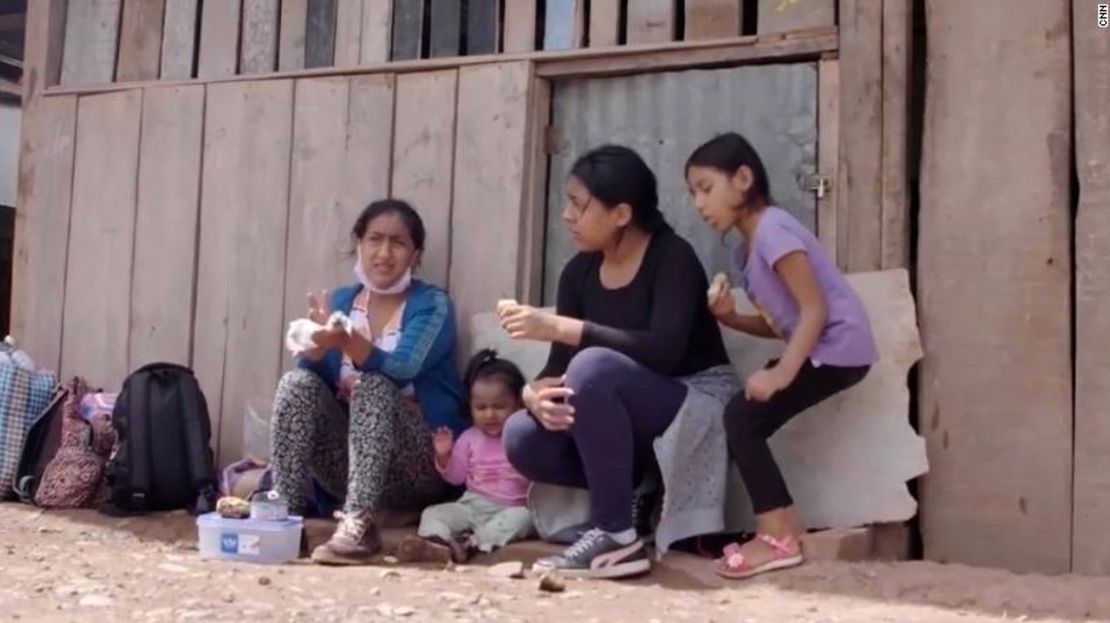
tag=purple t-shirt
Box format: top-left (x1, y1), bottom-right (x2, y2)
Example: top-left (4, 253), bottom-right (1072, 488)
top-left (732, 207), bottom-right (878, 368)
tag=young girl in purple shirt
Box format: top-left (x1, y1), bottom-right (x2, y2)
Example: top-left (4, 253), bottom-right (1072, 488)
top-left (686, 133), bottom-right (878, 579)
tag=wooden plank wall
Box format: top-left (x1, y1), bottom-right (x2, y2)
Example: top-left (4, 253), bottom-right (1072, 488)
top-left (758, 0), bottom-right (836, 34)
top-left (61, 0), bottom-right (123, 86)
top-left (1072, 0), bottom-right (1110, 576)
top-left (161, 0), bottom-right (198, 79)
top-left (686, 0), bottom-right (743, 40)
top-left (504, 1), bottom-right (538, 53)
top-left (279, 0), bottom-right (309, 70)
top-left (117, 0), bottom-right (166, 82)
top-left (918, 0), bottom-right (1073, 574)
top-left (588, 0), bottom-right (620, 47)
top-left (241, 0), bottom-right (281, 75)
top-left (197, 0), bottom-right (241, 79)
top-left (627, 0), bottom-right (676, 44)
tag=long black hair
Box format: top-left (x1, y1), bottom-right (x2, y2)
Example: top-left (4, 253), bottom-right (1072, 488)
top-left (570, 145), bottom-right (671, 233)
top-left (685, 133), bottom-right (773, 207)
top-left (462, 349), bottom-right (526, 405)
top-left (351, 199), bottom-right (427, 251)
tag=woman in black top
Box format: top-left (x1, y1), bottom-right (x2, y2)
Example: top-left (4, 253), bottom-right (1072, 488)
top-left (499, 145), bottom-right (730, 578)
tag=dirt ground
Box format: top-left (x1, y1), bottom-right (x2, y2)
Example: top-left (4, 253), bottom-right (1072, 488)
top-left (1, 503), bottom-right (1108, 623)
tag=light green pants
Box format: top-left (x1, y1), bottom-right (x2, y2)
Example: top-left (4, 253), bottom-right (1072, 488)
top-left (417, 491), bottom-right (534, 552)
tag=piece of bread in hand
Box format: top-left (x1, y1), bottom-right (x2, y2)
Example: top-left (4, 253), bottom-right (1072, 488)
top-left (496, 299), bottom-right (519, 315)
top-left (285, 311), bottom-right (352, 356)
top-left (707, 272), bottom-right (730, 304)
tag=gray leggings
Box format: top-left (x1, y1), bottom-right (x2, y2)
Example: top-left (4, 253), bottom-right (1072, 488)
top-left (269, 369), bottom-right (448, 515)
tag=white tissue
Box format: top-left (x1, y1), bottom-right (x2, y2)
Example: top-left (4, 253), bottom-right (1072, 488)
top-left (285, 312), bottom-right (353, 356)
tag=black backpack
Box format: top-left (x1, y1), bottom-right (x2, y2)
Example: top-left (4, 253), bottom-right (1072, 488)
top-left (101, 363), bottom-right (218, 516)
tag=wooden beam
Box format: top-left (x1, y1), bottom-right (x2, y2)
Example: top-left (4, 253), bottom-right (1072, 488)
top-left (279, 0), bottom-right (308, 70)
top-left (627, 0), bottom-right (675, 44)
top-left (686, 0), bottom-right (742, 40)
top-left (12, 0), bottom-right (69, 357)
top-left (588, 0), bottom-right (620, 48)
top-left (758, 0), bottom-right (835, 35)
top-left (519, 76), bottom-right (551, 306)
top-left (42, 28), bottom-right (839, 96)
top-left (816, 57), bottom-right (839, 265)
top-left (359, 0), bottom-right (392, 63)
top-left (61, 0), bottom-right (123, 86)
top-left (334, 0), bottom-right (364, 67)
top-left (503, 0), bottom-right (537, 53)
top-left (117, 0), bottom-right (166, 82)
top-left (1072, 0), bottom-right (1110, 576)
top-left (241, 0), bottom-right (280, 74)
top-left (918, 0), bottom-right (1072, 575)
top-left (161, 0), bottom-right (198, 79)
top-left (837, 0), bottom-right (882, 271)
top-left (197, 0), bottom-right (241, 79)
top-left (880, 0), bottom-right (911, 269)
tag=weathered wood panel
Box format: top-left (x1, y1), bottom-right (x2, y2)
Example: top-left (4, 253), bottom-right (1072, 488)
top-left (196, 80), bottom-right (294, 465)
top-left (467, 0), bottom-right (500, 55)
top-left (451, 62), bottom-right (532, 356)
top-left (685, 0), bottom-right (742, 40)
top-left (117, 0), bottom-right (166, 82)
top-left (758, 0), bottom-right (836, 34)
top-left (429, 0), bottom-right (462, 58)
top-left (881, 0), bottom-right (911, 269)
top-left (197, 0), bottom-right (241, 79)
top-left (61, 0), bottom-right (123, 86)
top-left (359, 0), bottom-right (392, 63)
top-left (392, 71), bottom-right (458, 289)
top-left (1073, 0), bottom-right (1110, 576)
top-left (519, 77), bottom-right (551, 305)
top-left (918, 0), bottom-right (1072, 574)
top-left (544, 0), bottom-right (584, 50)
top-left (62, 90), bottom-right (142, 389)
top-left (503, 0), bottom-right (537, 53)
top-left (343, 75), bottom-right (396, 222)
top-left (12, 96), bottom-right (77, 373)
top-left (130, 85), bottom-right (204, 369)
top-left (817, 58), bottom-right (839, 265)
top-left (241, 0), bottom-right (280, 74)
top-left (334, 0), bottom-right (364, 67)
top-left (279, 0), bottom-right (308, 70)
top-left (837, 0), bottom-right (882, 271)
top-left (627, 0), bottom-right (675, 44)
top-left (161, 0), bottom-right (198, 79)
top-left (588, 0), bottom-right (620, 47)
top-left (306, 0), bottom-right (338, 68)
top-left (392, 0), bottom-right (425, 60)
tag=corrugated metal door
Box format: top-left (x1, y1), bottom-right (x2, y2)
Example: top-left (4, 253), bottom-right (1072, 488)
top-left (543, 64), bottom-right (819, 303)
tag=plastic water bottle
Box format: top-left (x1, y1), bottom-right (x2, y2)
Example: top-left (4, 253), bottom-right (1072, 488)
top-left (250, 490), bottom-right (289, 521)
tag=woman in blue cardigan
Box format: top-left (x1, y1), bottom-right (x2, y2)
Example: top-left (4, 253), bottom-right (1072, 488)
top-left (270, 199), bottom-right (466, 566)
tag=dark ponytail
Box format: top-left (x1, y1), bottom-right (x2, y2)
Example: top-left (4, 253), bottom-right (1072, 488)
top-left (570, 145), bottom-right (671, 234)
top-left (685, 133), bottom-right (773, 206)
top-left (463, 349), bottom-right (526, 405)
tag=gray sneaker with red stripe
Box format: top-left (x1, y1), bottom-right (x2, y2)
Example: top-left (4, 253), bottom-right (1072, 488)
top-left (532, 529), bottom-right (651, 579)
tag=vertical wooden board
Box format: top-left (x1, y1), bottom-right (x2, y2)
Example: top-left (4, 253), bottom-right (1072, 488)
top-left (306, 0), bottom-right (338, 67)
top-left (334, 0), bottom-right (364, 67)
top-left (685, 0), bottom-right (742, 40)
top-left (129, 85), bottom-right (204, 369)
top-left (284, 78), bottom-right (351, 372)
top-left (627, 0), bottom-right (675, 44)
top-left (429, 0), bottom-right (462, 58)
top-left (544, 0), bottom-right (584, 50)
top-left (837, 0), bottom-right (882, 272)
top-left (451, 62), bottom-right (532, 356)
top-left (757, 0), bottom-right (836, 34)
top-left (61, 90), bottom-right (142, 389)
top-left (344, 75), bottom-right (396, 227)
top-left (918, 0), bottom-right (1072, 574)
top-left (196, 80), bottom-right (294, 465)
top-left (279, 0), bottom-right (308, 70)
top-left (503, 0), bottom-right (537, 53)
top-left (467, 0), bottom-right (500, 55)
top-left (161, 0), bottom-right (198, 79)
top-left (197, 0), bottom-right (241, 79)
top-left (588, 0), bottom-right (619, 47)
top-left (359, 0), bottom-right (392, 63)
top-left (1072, 0), bottom-right (1110, 576)
top-left (240, 0), bottom-right (280, 74)
top-left (117, 0), bottom-right (166, 82)
top-left (392, 0), bottom-right (425, 60)
top-left (12, 95), bottom-right (77, 374)
top-left (392, 71), bottom-right (458, 289)
top-left (519, 77), bottom-right (551, 305)
top-left (817, 58), bottom-right (839, 266)
top-left (881, 0), bottom-right (911, 269)
top-left (61, 0), bottom-right (123, 86)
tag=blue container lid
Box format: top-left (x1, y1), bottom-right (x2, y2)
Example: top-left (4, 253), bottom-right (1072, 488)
top-left (197, 512), bottom-right (303, 532)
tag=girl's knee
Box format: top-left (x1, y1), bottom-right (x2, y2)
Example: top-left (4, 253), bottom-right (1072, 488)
top-left (502, 410), bottom-right (540, 474)
top-left (277, 368), bottom-right (325, 395)
top-left (352, 373), bottom-right (397, 400)
top-left (273, 369), bottom-right (326, 420)
top-left (565, 347), bottom-right (637, 391)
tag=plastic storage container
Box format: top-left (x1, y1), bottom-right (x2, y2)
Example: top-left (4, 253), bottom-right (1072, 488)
top-left (197, 513), bottom-right (303, 564)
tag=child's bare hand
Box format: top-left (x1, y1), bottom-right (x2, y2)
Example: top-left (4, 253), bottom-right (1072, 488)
top-left (432, 427), bottom-right (455, 457)
top-left (745, 368), bottom-right (790, 403)
top-left (709, 286), bottom-right (736, 320)
top-left (307, 289), bottom-right (330, 324)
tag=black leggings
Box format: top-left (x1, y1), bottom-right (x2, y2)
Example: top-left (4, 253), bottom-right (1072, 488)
top-left (724, 360), bottom-right (869, 515)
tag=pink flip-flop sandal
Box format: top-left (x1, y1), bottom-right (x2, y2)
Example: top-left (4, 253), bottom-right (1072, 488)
top-left (715, 533), bottom-right (804, 579)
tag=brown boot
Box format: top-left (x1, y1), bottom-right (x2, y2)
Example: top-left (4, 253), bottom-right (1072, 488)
top-left (397, 535), bottom-right (453, 564)
top-left (311, 509), bottom-right (382, 566)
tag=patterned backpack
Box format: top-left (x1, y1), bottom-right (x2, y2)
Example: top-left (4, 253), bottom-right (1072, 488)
top-left (33, 378), bottom-right (117, 509)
